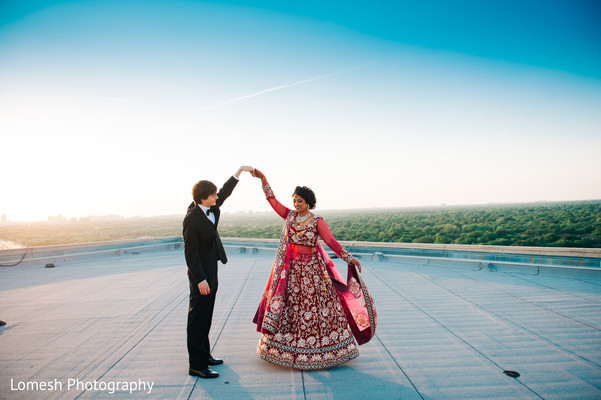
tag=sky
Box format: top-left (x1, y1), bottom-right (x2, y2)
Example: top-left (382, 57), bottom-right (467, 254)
top-left (1, 0), bottom-right (600, 222)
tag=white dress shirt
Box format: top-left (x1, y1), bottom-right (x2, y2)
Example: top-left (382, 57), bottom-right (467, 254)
top-left (198, 204), bottom-right (215, 224)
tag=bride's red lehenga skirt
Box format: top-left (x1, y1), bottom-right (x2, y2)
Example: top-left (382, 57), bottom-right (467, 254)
top-left (257, 255), bottom-right (359, 370)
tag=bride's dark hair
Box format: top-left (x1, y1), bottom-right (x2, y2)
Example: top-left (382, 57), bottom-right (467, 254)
top-left (293, 186), bottom-right (317, 209)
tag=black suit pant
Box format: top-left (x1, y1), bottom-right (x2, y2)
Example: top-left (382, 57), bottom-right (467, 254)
top-left (187, 279), bottom-right (218, 370)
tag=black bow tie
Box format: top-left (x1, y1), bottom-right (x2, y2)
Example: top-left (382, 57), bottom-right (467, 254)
top-left (206, 209), bottom-right (212, 216)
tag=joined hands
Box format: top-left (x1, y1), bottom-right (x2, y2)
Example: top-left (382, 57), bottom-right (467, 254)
top-left (250, 168), bottom-right (264, 179)
top-left (234, 165), bottom-right (254, 178)
top-left (251, 168), bottom-right (268, 186)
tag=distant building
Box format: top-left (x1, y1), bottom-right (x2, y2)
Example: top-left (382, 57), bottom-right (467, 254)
top-left (48, 215), bottom-right (66, 223)
top-left (88, 215), bottom-right (122, 221)
top-left (1, 214), bottom-right (6, 224)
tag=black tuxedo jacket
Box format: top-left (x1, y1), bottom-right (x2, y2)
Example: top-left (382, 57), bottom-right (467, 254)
top-left (183, 176), bottom-right (238, 286)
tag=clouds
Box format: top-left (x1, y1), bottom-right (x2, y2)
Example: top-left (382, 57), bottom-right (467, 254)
top-left (197, 61), bottom-right (379, 112)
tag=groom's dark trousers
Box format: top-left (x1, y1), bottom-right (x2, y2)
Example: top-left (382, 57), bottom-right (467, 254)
top-left (183, 176), bottom-right (238, 371)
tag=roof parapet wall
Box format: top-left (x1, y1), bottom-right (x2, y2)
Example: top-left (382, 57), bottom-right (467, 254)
top-left (1, 237), bottom-right (599, 277)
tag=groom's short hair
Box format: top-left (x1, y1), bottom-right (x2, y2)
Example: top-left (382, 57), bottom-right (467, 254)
top-left (192, 180), bottom-right (217, 204)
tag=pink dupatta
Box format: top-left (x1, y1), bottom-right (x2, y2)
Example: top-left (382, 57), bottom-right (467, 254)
top-left (318, 242), bottom-right (377, 345)
top-left (253, 211), bottom-right (295, 334)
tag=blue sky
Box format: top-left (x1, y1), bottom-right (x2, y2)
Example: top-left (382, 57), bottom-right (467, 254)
top-left (1, 0), bottom-right (600, 221)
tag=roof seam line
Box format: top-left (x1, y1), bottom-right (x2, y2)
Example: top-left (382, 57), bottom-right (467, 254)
top-left (366, 267), bottom-right (546, 400)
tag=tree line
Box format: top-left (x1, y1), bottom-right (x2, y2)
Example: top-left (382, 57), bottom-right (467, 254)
top-left (1, 201), bottom-right (599, 248)
top-left (219, 201), bottom-right (601, 248)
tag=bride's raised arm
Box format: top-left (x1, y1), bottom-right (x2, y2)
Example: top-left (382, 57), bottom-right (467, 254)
top-left (251, 168), bottom-right (290, 219)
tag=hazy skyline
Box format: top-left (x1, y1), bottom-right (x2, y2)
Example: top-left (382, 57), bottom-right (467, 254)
top-left (1, 0), bottom-right (600, 222)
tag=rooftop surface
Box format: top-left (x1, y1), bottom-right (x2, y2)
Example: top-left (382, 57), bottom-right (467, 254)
top-left (1, 240), bottom-right (600, 399)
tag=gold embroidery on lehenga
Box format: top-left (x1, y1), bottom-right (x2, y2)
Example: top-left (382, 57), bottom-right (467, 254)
top-left (257, 212), bottom-right (359, 370)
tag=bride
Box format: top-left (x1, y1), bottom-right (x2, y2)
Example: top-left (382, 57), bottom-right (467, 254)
top-left (251, 168), bottom-right (373, 370)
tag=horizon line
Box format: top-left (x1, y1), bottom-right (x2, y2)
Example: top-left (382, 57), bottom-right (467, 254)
top-left (2, 198), bottom-right (600, 224)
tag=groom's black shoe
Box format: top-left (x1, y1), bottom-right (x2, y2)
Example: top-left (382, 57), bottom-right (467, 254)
top-left (208, 356), bottom-right (224, 366)
top-left (189, 368), bottom-right (219, 379)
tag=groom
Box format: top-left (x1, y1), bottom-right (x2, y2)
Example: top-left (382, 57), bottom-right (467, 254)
top-left (183, 166), bottom-right (252, 379)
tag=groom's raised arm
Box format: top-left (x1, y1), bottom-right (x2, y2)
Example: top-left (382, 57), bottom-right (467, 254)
top-left (215, 165), bottom-right (253, 208)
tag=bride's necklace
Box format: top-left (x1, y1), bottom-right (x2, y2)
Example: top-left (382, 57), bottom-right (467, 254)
top-left (296, 212), bottom-right (312, 223)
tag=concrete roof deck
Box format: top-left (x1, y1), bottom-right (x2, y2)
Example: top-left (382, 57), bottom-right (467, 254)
top-left (1, 240), bottom-right (600, 399)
